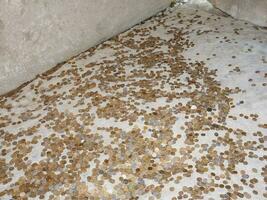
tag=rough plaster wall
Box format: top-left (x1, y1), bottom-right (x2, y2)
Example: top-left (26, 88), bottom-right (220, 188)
top-left (0, 0), bottom-right (172, 95)
top-left (208, 0), bottom-right (267, 27)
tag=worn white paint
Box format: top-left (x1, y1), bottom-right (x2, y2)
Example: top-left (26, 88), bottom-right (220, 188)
top-left (0, 0), bottom-right (171, 94)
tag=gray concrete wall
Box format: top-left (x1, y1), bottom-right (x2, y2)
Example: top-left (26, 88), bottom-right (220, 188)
top-left (0, 0), bottom-right (172, 95)
top-left (208, 0), bottom-right (267, 27)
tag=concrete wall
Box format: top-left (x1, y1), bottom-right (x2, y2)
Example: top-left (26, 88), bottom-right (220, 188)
top-left (208, 0), bottom-right (267, 27)
top-left (0, 0), bottom-right (172, 95)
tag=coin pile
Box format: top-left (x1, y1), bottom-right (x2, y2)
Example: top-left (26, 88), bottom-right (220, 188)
top-left (0, 5), bottom-right (266, 200)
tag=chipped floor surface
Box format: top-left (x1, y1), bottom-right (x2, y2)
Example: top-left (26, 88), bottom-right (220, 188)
top-left (0, 5), bottom-right (267, 200)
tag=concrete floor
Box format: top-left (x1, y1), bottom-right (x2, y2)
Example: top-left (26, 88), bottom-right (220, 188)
top-left (0, 4), bottom-right (267, 200)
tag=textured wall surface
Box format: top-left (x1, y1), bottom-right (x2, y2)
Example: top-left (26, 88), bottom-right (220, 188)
top-left (208, 0), bottom-right (267, 27)
top-left (0, 0), bottom-right (172, 95)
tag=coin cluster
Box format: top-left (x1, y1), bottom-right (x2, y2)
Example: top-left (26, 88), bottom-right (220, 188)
top-left (0, 5), bottom-right (266, 200)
